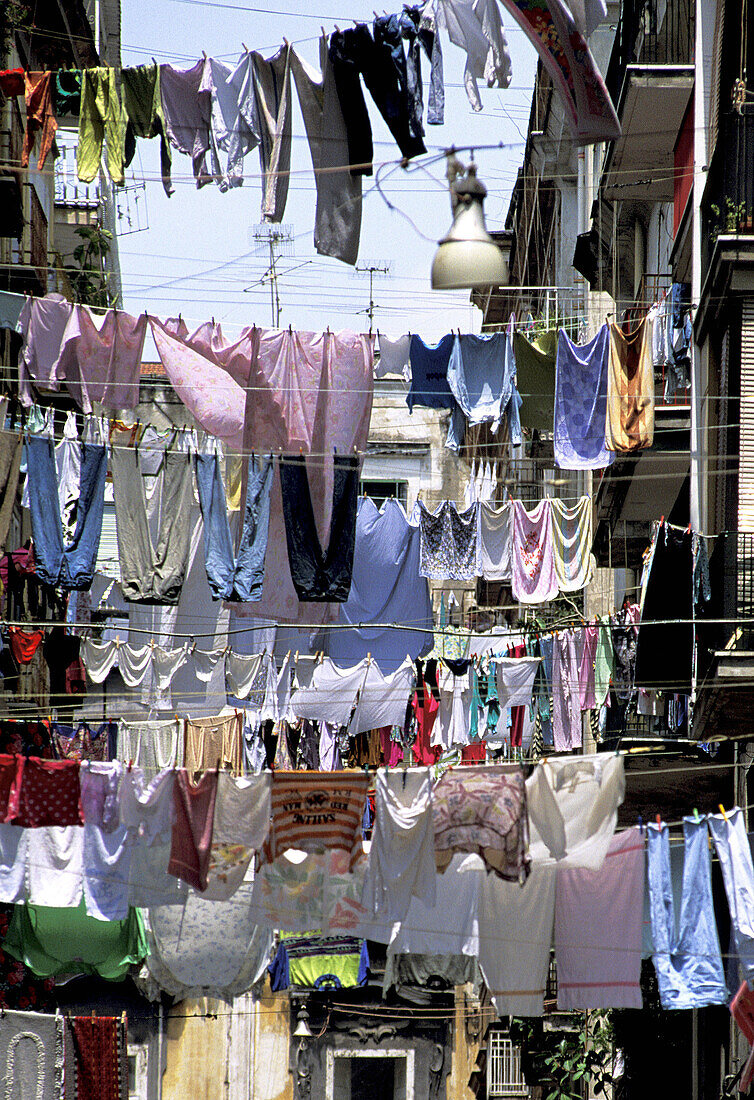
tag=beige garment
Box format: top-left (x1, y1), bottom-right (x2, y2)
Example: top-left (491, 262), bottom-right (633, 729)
top-left (184, 711), bottom-right (243, 776)
top-left (605, 318), bottom-right (654, 452)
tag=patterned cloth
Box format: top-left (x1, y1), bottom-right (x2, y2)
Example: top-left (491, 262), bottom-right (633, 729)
top-left (511, 499), bottom-right (558, 603)
top-left (263, 772), bottom-right (370, 870)
top-left (417, 500), bottom-right (478, 580)
top-left (432, 764), bottom-right (530, 880)
top-left (554, 325), bottom-right (613, 469)
top-left (7, 756), bottom-right (84, 827)
top-left (68, 1016), bottom-right (126, 1100)
top-left (0, 1008), bottom-right (64, 1100)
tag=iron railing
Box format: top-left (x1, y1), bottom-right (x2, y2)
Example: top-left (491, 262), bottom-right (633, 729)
top-left (701, 106), bottom-right (754, 278)
top-left (605, 0), bottom-right (695, 105)
top-left (703, 531), bottom-right (754, 659)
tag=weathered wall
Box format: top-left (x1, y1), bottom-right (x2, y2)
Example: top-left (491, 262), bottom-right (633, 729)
top-left (446, 985), bottom-right (484, 1100)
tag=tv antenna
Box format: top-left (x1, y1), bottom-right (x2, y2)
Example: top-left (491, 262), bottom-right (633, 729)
top-left (355, 261), bottom-right (391, 334)
top-left (250, 223), bottom-right (294, 327)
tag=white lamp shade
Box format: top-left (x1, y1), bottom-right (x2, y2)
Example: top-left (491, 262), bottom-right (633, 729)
top-left (431, 196), bottom-right (508, 290)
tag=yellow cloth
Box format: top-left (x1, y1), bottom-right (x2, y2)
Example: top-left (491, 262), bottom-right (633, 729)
top-left (225, 454), bottom-right (243, 511)
top-left (77, 67), bottom-right (126, 184)
top-left (605, 318), bottom-right (654, 452)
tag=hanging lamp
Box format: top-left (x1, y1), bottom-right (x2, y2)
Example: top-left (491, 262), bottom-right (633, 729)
top-left (431, 154), bottom-right (508, 290)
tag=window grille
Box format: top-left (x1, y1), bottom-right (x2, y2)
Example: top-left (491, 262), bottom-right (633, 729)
top-left (487, 1033), bottom-right (529, 1097)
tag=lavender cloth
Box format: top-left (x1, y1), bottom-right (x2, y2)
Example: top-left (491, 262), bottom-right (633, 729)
top-left (552, 628), bottom-right (583, 750)
top-left (554, 325), bottom-right (613, 469)
top-left (510, 500), bottom-right (558, 604)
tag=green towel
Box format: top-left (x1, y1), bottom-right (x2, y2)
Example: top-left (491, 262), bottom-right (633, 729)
top-left (513, 329), bottom-right (557, 431)
top-left (121, 63), bottom-right (173, 195)
top-left (3, 902), bottom-right (148, 981)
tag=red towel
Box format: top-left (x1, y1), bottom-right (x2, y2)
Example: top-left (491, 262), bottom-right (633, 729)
top-left (69, 1016), bottom-right (125, 1100)
top-left (168, 768), bottom-right (218, 891)
top-left (6, 755), bottom-right (83, 827)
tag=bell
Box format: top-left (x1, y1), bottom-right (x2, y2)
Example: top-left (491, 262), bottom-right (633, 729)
top-left (293, 1006), bottom-right (313, 1039)
top-left (431, 163), bottom-right (507, 290)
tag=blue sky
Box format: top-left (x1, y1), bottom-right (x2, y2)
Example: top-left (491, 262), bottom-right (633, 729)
top-left (118, 1), bottom-right (537, 340)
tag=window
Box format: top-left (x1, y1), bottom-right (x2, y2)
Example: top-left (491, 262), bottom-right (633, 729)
top-left (127, 1045), bottom-right (148, 1100)
top-left (359, 479), bottom-right (408, 509)
top-left (487, 1032), bottom-right (529, 1098)
top-left (326, 1048), bottom-right (414, 1100)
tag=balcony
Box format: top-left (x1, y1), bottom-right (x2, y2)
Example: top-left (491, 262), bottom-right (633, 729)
top-left (694, 531), bottom-right (754, 739)
top-left (697, 106), bottom-right (754, 335)
top-left (601, 0), bottom-right (694, 201)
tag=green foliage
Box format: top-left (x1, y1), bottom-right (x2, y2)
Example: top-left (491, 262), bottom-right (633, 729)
top-left (710, 196), bottom-right (749, 239)
top-left (69, 225), bottom-right (116, 309)
top-left (511, 1011), bottom-right (615, 1100)
top-left (0, 0), bottom-right (31, 63)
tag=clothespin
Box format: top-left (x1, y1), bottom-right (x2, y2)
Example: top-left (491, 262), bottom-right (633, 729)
top-left (656, 813), bottom-right (662, 828)
top-left (637, 814), bottom-right (644, 835)
top-left (693, 808), bottom-right (701, 823)
top-left (719, 803), bottom-right (729, 822)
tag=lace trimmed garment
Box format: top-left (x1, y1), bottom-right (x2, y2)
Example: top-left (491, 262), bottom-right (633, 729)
top-left (417, 500), bottom-right (478, 580)
top-left (432, 764), bottom-right (530, 880)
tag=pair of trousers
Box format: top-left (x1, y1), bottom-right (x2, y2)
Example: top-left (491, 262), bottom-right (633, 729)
top-left (251, 45), bottom-right (292, 223)
top-left (195, 451), bottom-right (273, 602)
top-left (26, 434), bottom-right (106, 590)
top-left (280, 453), bottom-right (359, 601)
top-left (708, 808), bottom-right (754, 988)
top-left (400, 6), bottom-right (444, 126)
top-left (328, 22), bottom-right (426, 177)
top-left (647, 818), bottom-right (727, 1009)
top-left (290, 38), bottom-right (363, 266)
top-left (77, 67), bottom-right (126, 184)
top-left (111, 446), bottom-right (193, 605)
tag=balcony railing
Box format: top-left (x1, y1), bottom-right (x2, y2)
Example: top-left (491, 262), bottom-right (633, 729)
top-left (702, 532), bottom-right (754, 665)
top-left (605, 0), bottom-right (695, 105)
top-left (701, 107), bottom-right (754, 279)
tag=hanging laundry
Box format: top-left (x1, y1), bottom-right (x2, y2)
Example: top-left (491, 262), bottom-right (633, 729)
top-left (144, 884), bottom-right (272, 1000)
top-left (611, 603), bottom-right (639, 702)
top-left (250, 44), bottom-right (292, 222)
top-left (120, 768), bottom-right (186, 909)
top-left (332, 497), bottom-right (433, 671)
top-left (494, 654), bottom-right (540, 708)
top-left (4, 901), bottom-right (147, 981)
top-left (375, 332), bottom-right (410, 378)
top-left (168, 767), bottom-right (219, 892)
top-left (52, 721), bottom-right (111, 763)
top-left (0, 430), bottom-right (22, 558)
top-left (436, 0), bottom-right (512, 110)
top-left (66, 1014), bottom-right (127, 1100)
top-left (555, 826), bottom-right (644, 1009)
top-left (578, 621), bottom-right (598, 710)
top-left (57, 305), bottom-right (148, 412)
top-left (25, 825), bottom-right (83, 907)
top-left (26, 433), bottom-right (106, 590)
top-left (417, 500), bottom-right (478, 580)
top-left (434, 662), bottom-right (474, 749)
top-left (77, 67), bottom-right (126, 184)
top-left (196, 450), bottom-right (273, 602)
top-left (400, 4), bottom-right (445, 126)
top-left (708, 808), bottom-right (754, 987)
top-left (122, 62), bottom-right (173, 195)
top-left (412, 660), bottom-right (440, 765)
top-left (280, 453), bottom-right (359, 601)
top-left (22, 410), bottom-right (87, 535)
top-left (200, 53), bottom-right (260, 193)
top-left (8, 626), bottom-right (44, 664)
top-left (432, 764), bottom-right (529, 879)
top-left (291, 656), bottom-right (414, 732)
top-left (291, 38), bottom-right (363, 265)
top-left (477, 863), bottom-right (556, 1016)
top-left (7, 756), bottom-right (84, 828)
top-left (527, 752), bottom-right (625, 869)
top-left (554, 325), bottom-right (613, 469)
top-left (264, 771), bottom-right (370, 870)
top-left (160, 58), bottom-right (217, 186)
top-left (225, 651), bottom-right (265, 700)
top-left (551, 496), bottom-right (593, 592)
top-left (362, 768), bottom-right (436, 923)
top-left (54, 69), bottom-right (81, 115)
top-left (203, 772), bottom-right (271, 900)
top-left (0, 69), bottom-right (24, 97)
top-left (328, 22), bottom-right (425, 179)
top-left (261, 651), bottom-right (294, 725)
top-left (498, 0), bottom-right (619, 142)
top-left (445, 331), bottom-right (510, 451)
top-left (511, 499), bottom-right (559, 603)
top-left (21, 72), bottom-right (57, 170)
top-left (111, 442), bottom-right (194, 605)
top-left (80, 760), bottom-right (122, 832)
top-left (18, 293), bottom-right (72, 407)
top-left (478, 502), bottom-right (512, 581)
top-left (375, 13), bottom-right (425, 148)
top-left (513, 327), bottom-right (557, 431)
top-left (184, 711), bottom-right (243, 776)
top-left (606, 317), bottom-right (654, 452)
top-left (82, 821), bottom-right (133, 921)
top-left (0, 1010), bottom-right (62, 1099)
top-left (118, 718), bottom-right (184, 771)
top-left (552, 628), bottom-right (584, 750)
top-left (635, 521), bottom-right (694, 693)
top-left (593, 616), bottom-right (613, 707)
top-left (406, 333), bottom-right (456, 411)
top-left (269, 932), bottom-right (369, 990)
top-left (648, 817), bottom-right (728, 1009)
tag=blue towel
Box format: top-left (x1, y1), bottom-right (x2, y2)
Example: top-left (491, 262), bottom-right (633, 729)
top-left (554, 325), bottom-right (613, 469)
